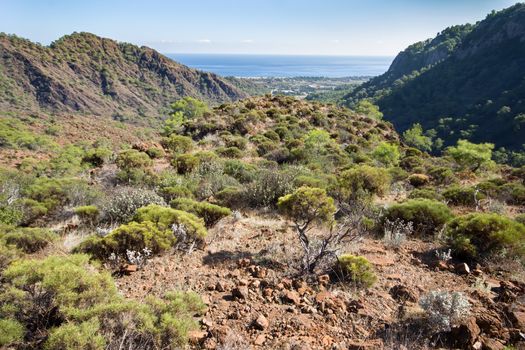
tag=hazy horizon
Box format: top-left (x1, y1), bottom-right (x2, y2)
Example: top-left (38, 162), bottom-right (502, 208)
top-left (1, 0), bottom-right (520, 56)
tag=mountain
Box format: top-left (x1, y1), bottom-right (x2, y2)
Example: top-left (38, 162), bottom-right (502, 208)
top-left (0, 32), bottom-right (247, 119)
top-left (343, 3), bottom-right (525, 152)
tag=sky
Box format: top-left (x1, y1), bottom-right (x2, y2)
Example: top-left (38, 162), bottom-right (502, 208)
top-left (0, 0), bottom-right (520, 56)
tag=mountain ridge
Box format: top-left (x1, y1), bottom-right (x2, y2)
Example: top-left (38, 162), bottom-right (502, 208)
top-left (343, 3), bottom-right (525, 152)
top-left (0, 32), bottom-right (247, 120)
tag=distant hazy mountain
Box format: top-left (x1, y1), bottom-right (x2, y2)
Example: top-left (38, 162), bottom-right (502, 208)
top-left (344, 3), bottom-right (525, 151)
top-left (0, 32), bottom-right (247, 119)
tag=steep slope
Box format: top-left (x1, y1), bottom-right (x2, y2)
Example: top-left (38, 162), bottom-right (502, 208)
top-left (344, 3), bottom-right (525, 151)
top-left (0, 32), bottom-right (247, 119)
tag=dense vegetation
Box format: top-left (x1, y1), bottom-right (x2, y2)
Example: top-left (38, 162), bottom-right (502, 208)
top-left (343, 3), bottom-right (525, 165)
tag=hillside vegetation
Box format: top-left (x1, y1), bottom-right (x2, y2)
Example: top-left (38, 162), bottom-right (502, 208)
top-left (0, 32), bottom-right (247, 120)
top-left (344, 3), bottom-right (525, 163)
top-left (1, 94), bottom-right (525, 349)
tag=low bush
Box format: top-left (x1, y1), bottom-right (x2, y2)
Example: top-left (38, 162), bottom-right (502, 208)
top-left (244, 169), bottom-right (296, 208)
top-left (447, 213), bottom-right (525, 260)
top-left (408, 173), bottom-right (429, 187)
top-left (515, 214), bottom-right (525, 225)
top-left (161, 134), bottom-right (194, 154)
top-left (79, 221), bottom-right (172, 259)
top-left (82, 147), bottom-right (112, 167)
top-left (443, 185), bottom-right (484, 206)
top-left (1, 227), bottom-right (57, 253)
top-left (384, 199), bottom-right (453, 236)
top-left (160, 185), bottom-right (194, 201)
top-left (0, 254), bottom-right (206, 349)
top-left (74, 205), bottom-right (99, 223)
top-left (419, 291), bottom-right (470, 332)
top-left (338, 165), bottom-right (390, 200)
top-left (170, 198), bottom-right (231, 227)
top-left (216, 146), bottom-right (243, 159)
top-left (100, 187), bottom-right (165, 224)
top-left (408, 188), bottom-right (443, 201)
top-left (337, 254), bottom-right (377, 288)
top-left (428, 166), bottom-right (456, 185)
top-left (173, 153), bottom-right (200, 174)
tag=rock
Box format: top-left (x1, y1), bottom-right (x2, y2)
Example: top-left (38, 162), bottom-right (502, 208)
top-left (292, 279), bottom-right (306, 290)
top-left (347, 339), bottom-right (383, 350)
top-left (254, 334), bottom-right (266, 346)
top-left (318, 274), bottom-right (330, 285)
top-left (188, 330), bottom-right (207, 345)
top-left (507, 305), bottom-right (525, 331)
top-left (477, 312), bottom-right (507, 339)
top-left (315, 290), bottom-right (332, 304)
top-left (450, 317), bottom-right (480, 347)
top-left (201, 318), bottom-right (213, 328)
top-left (389, 284), bottom-right (417, 302)
top-left (480, 337), bottom-right (505, 350)
top-left (282, 290), bottom-right (301, 305)
top-left (238, 258), bottom-right (251, 268)
top-left (232, 286), bottom-right (249, 300)
top-left (263, 288), bottom-right (273, 297)
top-left (122, 264), bottom-right (137, 274)
top-left (203, 338), bottom-right (217, 349)
top-left (455, 262), bottom-right (471, 275)
top-left (253, 314), bottom-right (269, 330)
top-left (215, 281), bottom-right (226, 292)
top-left (281, 278), bottom-right (293, 289)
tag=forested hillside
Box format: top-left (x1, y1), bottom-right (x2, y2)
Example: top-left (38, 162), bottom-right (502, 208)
top-left (0, 32), bottom-right (247, 121)
top-left (344, 3), bottom-right (525, 161)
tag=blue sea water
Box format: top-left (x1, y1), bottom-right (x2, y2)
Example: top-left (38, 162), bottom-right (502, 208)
top-left (165, 54), bottom-right (393, 78)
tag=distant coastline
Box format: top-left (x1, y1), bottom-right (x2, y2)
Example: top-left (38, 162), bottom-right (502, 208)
top-left (165, 53), bottom-right (393, 78)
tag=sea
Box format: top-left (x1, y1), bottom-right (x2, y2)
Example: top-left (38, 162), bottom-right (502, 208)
top-left (165, 54), bottom-right (393, 78)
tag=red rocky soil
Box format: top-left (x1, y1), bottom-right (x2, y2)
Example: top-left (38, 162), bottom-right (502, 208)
top-left (116, 214), bottom-right (525, 350)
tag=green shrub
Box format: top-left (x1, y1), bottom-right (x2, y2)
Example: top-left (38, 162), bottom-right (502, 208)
top-left (384, 199), bottom-right (453, 236)
top-left (216, 186), bottom-right (244, 208)
top-left (498, 182), bottom-right (525, 205)
top-left (79, 221), bottom-right (173, 259)
top-left (443, 186), bottom-right (484, 206)
top-left (337, 254), bottom-right (377, 288)
top-left (399, 156), bottom-right (424, 171)
top-left (339, 165), bottom-right (390, 200)
top-left (428, 166), bottom-right (456, 185)
top-left (0, 318), bottom-right (24, 347)
top-left (170, 198), bottom-right (232, 227)
top-left (216, 146), bottom-right (243, 159)
top-left (82, 147), bottom-right (112, 167)
top-left (134, 204), bottom-right (207, 241)
top-left (173, 153), bottom-right (199, 174)
top-left (447, 213), bottom-right (525, 259)
top-left (45, 319), bottom-right (105, 350)
top-left (446, 140), bottom-right (494, 172)
top-left (160, 185), bottom-right (194, 201)
top-left (74, 205), bottom-right (99, 222)
top-left (408, 188), bottom-right (443, 201)
top-left (371, 142), bottom-right (400, 167)
top-left (1, 227), bottom-right (57, 253)
top-left (0, 204), bottom-right (23, 226)
top-left (408, 173), bottom-right (430, 187)
top-left (223, 160), bottom-right (257, 183)
top-left (244, 169), bottom-right (296, 208)
top-left (162, 135), bottom-right (194, 154)
top-left (146, 146), bottom-right (164, 159)
top-left (515, 214), bottom-right (525, 225)
top-left (115, 149), bottom-right (152, 184)
top-left (0, 254), bottom-right (205, 349)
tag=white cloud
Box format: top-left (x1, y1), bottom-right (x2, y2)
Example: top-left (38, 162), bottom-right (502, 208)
top-left (241, 39), bottom-right (254, 43)
top-left (331, 39), bottom-right (340, 44)
top-left (197, 39), bottom-right (212, 43)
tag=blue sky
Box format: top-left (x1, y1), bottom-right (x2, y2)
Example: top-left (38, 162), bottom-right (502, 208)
top-left (1, 0), bottom-right (520, 55)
